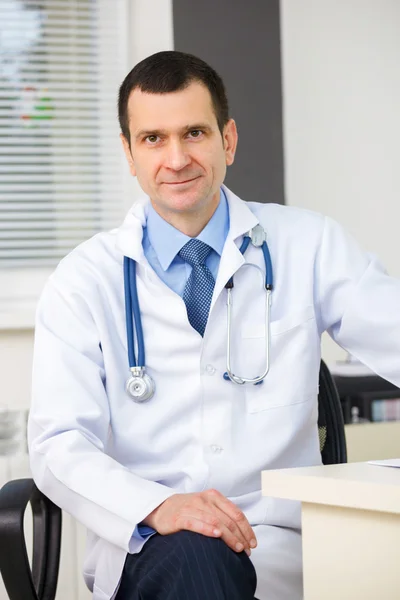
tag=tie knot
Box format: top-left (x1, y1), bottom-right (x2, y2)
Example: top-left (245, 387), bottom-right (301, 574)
top-left (178, 239), bottom-right (213, 266)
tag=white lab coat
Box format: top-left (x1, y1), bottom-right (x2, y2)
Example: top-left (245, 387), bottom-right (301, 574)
top-left (28, 186), bottom-right (400, 600)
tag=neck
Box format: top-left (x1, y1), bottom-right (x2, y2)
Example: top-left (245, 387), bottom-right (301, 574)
top-left (162, 211), bottom-right (213, 237)
top-left (151, 193), bottom-right (220, 237)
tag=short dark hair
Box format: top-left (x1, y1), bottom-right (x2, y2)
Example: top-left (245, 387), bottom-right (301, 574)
top-left (118, 51), bottom-right (230, 146)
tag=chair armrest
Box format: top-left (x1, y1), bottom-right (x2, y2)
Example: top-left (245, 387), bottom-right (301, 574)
top-left (0, 478), bottom-right (62, 600)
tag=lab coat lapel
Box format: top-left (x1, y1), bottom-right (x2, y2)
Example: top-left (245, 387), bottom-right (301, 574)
top-left (115, 196), bottom-right (149, 264)
top-left (211, 186), bottom-right (259, 308)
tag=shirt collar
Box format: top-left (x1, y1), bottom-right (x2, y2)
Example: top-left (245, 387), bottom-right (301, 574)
top-left (146, 188), bottom-right (229, 272)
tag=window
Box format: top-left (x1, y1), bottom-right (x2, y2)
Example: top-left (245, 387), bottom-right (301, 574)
top-left (0, 0), bottom-right (130, 327)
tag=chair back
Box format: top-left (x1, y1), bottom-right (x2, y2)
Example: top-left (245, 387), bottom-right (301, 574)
top-left (318, 360), bottom-right (347, 464)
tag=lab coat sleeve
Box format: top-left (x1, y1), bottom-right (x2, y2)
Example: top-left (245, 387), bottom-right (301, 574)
top-left (28, 273), bottom-right (175, 554)
top-left (316, 215), bottom-right (400, 387)
top-left (131, 524), bottom-right (156, 546)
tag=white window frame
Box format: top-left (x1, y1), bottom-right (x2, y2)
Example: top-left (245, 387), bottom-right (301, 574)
top-left (0, 0), bottom-right (174, 330)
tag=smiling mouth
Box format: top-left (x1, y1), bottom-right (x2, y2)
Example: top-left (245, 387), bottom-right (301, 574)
top-left (164, 176), bottom-right (199, 185)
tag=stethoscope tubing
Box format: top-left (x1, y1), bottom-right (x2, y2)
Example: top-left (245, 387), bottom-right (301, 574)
top-left (262, 241), bottom-right (273, 290)
top-left (124, 256), bottom-right (146, 368)
top-left (225, 252), bottom-right (272, 385)
top-left (124, 229), bottom-right (273, 383)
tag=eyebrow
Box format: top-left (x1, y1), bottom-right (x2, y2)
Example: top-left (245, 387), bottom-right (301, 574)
top-left (134, 124), bottom-right (213, 141)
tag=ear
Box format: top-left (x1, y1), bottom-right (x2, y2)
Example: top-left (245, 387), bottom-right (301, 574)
top-left (120, 133), bottom-right (136, 176)
top-left (223, 119), bottom-right (238, 166)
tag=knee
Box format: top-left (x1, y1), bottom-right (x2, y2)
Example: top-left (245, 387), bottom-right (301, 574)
top-left (167, 530), bottom-right (243, 567)
top-left (169, 531), bottom-right (257, 592)
top-left (170, 530), bottom-right (224, 553)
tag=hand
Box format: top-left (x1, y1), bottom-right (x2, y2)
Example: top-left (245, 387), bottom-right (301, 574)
top-left (142, 489), bottom-right (257, 555)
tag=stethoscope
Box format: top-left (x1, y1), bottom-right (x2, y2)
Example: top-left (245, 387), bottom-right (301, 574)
top-left (124, 223), bottom-right (273, 402)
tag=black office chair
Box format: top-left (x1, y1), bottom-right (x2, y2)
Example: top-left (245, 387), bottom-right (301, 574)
top-left (0, 359), bottom-right (346, 600)
top-left (318, 359), bottom-right (347, 465)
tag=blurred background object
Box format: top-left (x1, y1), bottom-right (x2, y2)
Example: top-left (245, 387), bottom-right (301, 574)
top-left (0, 404), bottom-right (27, 456)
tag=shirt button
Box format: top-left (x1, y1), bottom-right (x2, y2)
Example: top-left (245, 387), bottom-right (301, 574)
top-left (205, 364), bottom-right (216, 375)
top-left (210, 445), bottom-right (223, 454)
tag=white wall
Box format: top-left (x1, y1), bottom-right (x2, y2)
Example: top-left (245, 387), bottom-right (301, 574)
top-left (0, 330), bottom-right (34, 412)
top-left (281, 0), bottom-right (400, 362)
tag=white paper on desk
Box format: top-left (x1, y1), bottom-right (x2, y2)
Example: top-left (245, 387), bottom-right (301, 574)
top-left (368, 458), bottom-right (400, 468)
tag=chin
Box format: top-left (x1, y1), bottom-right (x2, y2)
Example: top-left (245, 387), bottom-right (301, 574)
top-left (164, 188), bottom-right (205, 210)
top-left (166, 196), bottom-right (202, 213)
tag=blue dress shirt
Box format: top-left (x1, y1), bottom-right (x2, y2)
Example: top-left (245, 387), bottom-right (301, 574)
top-left (132, 187), bottom-right (229, 542)
top-left (142, 187), bottom-right (229, 295)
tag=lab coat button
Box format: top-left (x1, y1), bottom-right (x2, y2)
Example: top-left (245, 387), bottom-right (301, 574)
top-left (205, 364), bottom-right (216, 375)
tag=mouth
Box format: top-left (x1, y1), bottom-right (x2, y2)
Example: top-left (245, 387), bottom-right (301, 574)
top-left (163, 176), bottom-right (200, 186)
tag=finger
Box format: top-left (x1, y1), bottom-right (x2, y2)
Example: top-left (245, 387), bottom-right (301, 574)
top-left (181, 507), bottom-right (247, 553)
top-left (174, 511), bottom-right (224, 539)
top-left (208, 490), bottom-right (257, 548)
top-left (210, 506), bottom-right (250, 551)
top-left (214, 521), bottom-right (251, 553)
top-left (176, 508), bottom-right (248, 554)
top-left (196, 506), bottom-right (249, 552)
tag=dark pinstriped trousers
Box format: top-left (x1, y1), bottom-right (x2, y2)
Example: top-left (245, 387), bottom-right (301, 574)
top-left (115, 530), bottom-right (258, 599)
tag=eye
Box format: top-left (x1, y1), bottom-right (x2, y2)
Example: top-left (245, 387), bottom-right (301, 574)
top-left (145, 135), bottom-right (159, 144)
top-left (188, 130), bottom-right (203, 138)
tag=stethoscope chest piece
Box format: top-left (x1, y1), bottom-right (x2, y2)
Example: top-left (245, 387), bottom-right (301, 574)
top-left (126, 367), bottom-right (155, 403)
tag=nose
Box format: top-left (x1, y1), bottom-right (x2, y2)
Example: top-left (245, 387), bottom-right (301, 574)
top-left (164, 139), bottom-right (191, 171)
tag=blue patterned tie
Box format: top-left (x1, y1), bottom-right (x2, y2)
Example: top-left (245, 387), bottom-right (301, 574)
top-left (179, 239), bottom-right (215, 336)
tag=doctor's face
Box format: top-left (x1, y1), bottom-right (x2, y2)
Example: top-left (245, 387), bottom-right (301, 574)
top-left (120, 81), bottom-right (237, 225)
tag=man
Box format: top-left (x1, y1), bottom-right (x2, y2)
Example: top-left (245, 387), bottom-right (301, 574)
top-left (28, 51), bottom-right (400, 600)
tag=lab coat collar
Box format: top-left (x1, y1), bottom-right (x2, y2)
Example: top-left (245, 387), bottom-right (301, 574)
top-left (211, 185), bottom-right (260, 308)
top-left (115, 184), bottom-right (260, 273)
top-left (221, 184), bottom-right (259, 241)
top-left (116, 195), bottom-right (149, 263)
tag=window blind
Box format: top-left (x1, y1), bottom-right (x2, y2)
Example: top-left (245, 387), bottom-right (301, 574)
top-left (0, 0), bottom-right (128, 267)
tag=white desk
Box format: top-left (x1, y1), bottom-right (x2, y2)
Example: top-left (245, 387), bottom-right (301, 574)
top-left (262, 462), bottom-right (400, 600)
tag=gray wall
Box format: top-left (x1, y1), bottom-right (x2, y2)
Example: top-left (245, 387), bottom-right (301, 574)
top-left (173, 0), bottom-right (284, 204)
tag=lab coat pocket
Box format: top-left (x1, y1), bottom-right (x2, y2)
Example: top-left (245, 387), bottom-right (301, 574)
top-left (241, 306), bottom-right (319, 413)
